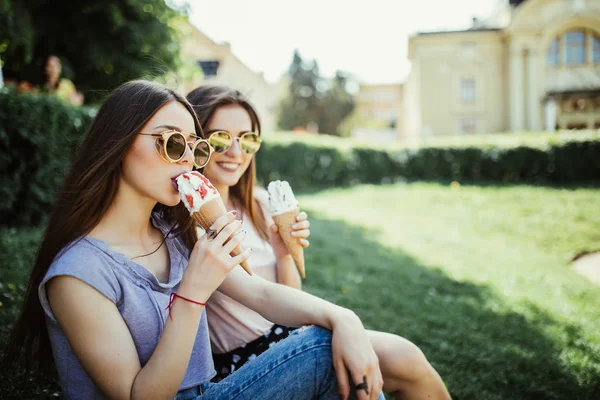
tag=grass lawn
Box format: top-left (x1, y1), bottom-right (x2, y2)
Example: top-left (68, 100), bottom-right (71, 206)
top-left (298, 182), bottom-right (600, 400)
top-left (1, 182), bottom-right (599, 399)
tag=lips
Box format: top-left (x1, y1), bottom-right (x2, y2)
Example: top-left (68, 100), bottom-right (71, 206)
top-left (171, 171), bottom-right (188, 192)
top-left (217, 162), bottom-right (240, 172)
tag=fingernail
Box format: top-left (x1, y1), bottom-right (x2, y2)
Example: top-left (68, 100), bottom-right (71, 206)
top-left (292, 223), bottom-right (298, 229)
top-left (232, 210), bottom-right (237, 215)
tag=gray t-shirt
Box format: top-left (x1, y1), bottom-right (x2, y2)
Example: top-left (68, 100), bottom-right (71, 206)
top-left (38, 216), bottom-right (215, 399)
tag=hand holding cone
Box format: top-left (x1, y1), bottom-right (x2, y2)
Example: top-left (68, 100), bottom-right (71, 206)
top-left (272, 207), bottom-right (305, 278)
top-left (268, 181), bottom-right (305, 278)
top-left (176, 171), bottom-right (252, 276)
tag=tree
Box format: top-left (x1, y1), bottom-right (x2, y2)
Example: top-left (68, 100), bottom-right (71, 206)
top-left (277, 50), bottom-right (356, 135)
top-left (0, 0), bottom-right (185, 102)
top-left (277, 50), bottom-right (323, 131)
top-left (318, 71), bottom-right (355, 136)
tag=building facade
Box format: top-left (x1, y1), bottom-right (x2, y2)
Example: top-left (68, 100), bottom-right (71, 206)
top-left (402, 0), bottom-right (600, 138)
top-left (352, 83), bottom-right (404, 142)
top-left (178, 22), bottom-right (286, 133)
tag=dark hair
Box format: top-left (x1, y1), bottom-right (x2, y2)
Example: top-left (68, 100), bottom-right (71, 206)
top-left (2, 80), bottom-right (201, 371)
top-left (186, 85), bottom-right (269, 241)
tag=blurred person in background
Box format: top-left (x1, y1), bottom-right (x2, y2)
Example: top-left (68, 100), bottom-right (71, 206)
top-left (187, 84), bottom-right (452, 400)
top-left (43, 55), bottom-right (84, 106)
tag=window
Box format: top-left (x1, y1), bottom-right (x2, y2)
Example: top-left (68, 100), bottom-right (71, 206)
top-left (547, 38), bottom-right (560, 66)
top-left (460, 118), bottom-right (477, 134)
top-left (197, 60), bottom-right (220, 77)
top-left (460, 79), bottom-right (476, 103)
top-left (547, 29), bottom-right (600, 67)
top-left (566, 30), bottom-right (586, 66)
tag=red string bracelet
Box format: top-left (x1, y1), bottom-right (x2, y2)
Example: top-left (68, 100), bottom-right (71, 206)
top-left (165, 292), bottom-right (206, 320)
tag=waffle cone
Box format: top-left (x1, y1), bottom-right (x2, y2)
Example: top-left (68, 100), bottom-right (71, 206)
top-left (272, 208), bottom-right (305, 278)
top-left (192, 198), bottom-right (252, 275)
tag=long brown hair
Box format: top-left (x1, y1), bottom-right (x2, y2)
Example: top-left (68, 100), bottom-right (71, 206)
top-left (2, 80), bottom-right (201, 372)
top-left (186, 85), bottom-right (269, 241)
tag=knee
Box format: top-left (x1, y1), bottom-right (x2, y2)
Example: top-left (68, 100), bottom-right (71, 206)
top-left (386, 338), bottom-right (433, 382)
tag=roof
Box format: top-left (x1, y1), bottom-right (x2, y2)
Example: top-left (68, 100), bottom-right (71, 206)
top-left (415, 27), bottom-right (502, 36)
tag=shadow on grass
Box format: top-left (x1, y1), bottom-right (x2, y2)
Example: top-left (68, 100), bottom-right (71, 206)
top-left (303, 215), bottom-right (600, 400)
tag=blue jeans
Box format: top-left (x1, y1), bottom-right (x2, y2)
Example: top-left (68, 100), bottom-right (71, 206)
top-left (176, 326), bottom-right (385, 400)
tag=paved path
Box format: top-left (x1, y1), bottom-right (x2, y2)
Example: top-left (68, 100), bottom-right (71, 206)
top-left (573, 252), bottom-right (600, 285)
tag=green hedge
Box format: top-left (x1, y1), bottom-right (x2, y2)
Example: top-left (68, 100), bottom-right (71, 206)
top-left (1, 88), bottom-right (599, 227)
top-left (256, 139), bottom-right (600, 190)
top-left (0, 88), bottom-right (94, 227)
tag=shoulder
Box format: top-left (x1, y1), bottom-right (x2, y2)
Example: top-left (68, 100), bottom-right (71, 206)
top-left (39, 239), bottom-right (122, 322)
top-left (51, 238), bottom-right (118, 276)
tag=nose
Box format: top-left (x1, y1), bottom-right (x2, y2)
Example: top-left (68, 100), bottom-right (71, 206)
top-left (179, 141), bottom-right (195, 165)
top-left (225, 137), bottom-right (242, 156)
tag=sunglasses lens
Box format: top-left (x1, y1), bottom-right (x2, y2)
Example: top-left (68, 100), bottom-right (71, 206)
top-left (240, 133), bottom-right (261, 154)
top-left (194, 141), bottom-right (211, 168)
top-left (165, 133), bottom-right (187, 161)
top-left (209, 131), bottom-right (233, 153)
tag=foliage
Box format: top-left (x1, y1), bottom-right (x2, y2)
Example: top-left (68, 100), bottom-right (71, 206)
top-left (0, 0), bottom-right (186, 102)
top-left (277, 50), bottom-right (355, 136)
top-left (256, 134), bottom-right (600, 190)
top-left (318, 71), bottom-right (355, 136)
top-left (0, 87), bottom-right (94, 227)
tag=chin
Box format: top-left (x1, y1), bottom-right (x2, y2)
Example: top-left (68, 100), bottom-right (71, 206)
top-left (161, 193), bottom-right (182, 208)
top-left (224, 176), bottom-right (243, 187)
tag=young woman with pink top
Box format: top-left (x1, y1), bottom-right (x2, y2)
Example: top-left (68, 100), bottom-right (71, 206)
top-left (187, 85), bottom-right (452, 400)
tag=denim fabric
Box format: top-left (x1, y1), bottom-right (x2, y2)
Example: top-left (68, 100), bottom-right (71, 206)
top-left (176, 326), bottom-right (385, 400)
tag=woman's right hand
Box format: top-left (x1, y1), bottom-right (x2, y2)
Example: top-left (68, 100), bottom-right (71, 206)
top-left (181, 211), bottom-right (251, 301)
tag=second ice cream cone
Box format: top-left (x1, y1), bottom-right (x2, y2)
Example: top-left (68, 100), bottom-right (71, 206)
top-left (273, 208), bottom-right (305, 278)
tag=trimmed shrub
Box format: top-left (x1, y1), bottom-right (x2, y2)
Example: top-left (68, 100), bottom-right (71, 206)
top-left (256, 139), bottom-right (600, 190)
top-left (1, 87), bottom-right (598, 227)
top-left (0, 88), bottom-right (94, 227)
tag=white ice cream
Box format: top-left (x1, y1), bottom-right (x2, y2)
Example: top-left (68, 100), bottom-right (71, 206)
top-left (267, 180), bottom-right (298, 216)
top-left (176, 171), bottom-right (220, 214)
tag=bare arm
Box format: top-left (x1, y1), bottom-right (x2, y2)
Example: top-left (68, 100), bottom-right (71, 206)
top-left (47, 276), bottom-right (204, 400)
top-left (218, 269), bottom-right (383, 400)
top-left (275, 252), bottom-right (302, 289)
top-left (218, 267), bottom-right (339, 328)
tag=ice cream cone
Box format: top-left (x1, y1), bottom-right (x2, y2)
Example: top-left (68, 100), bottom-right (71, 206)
top-left (273, 208), bottom-right (305, 278)
top-left (191, 197), bottom-right (252, 276)
top-left (176, 171), bottom-right (252, 276)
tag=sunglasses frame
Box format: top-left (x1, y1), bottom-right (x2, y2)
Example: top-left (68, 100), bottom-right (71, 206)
top-left (139, 130), bottom-right (214, 169)
top-left (208, 130), bottom-right (262, 154)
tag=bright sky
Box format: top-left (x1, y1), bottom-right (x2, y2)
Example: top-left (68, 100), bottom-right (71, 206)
top-left (184, 0), bottom-right (501, 84)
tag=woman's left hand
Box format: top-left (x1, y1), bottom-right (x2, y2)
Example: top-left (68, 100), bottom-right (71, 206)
top-left (331, 311), bottom-right (383, 400)
top-left (269, 210), bottom-right (310, 259)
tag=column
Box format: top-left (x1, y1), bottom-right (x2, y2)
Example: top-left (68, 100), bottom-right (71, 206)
top-left (526, 49), bottom-right (540, 131)
top-left (510, 43), bottom-right (525, 131)
top-left (544, 98), bottom-right (557, 132)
